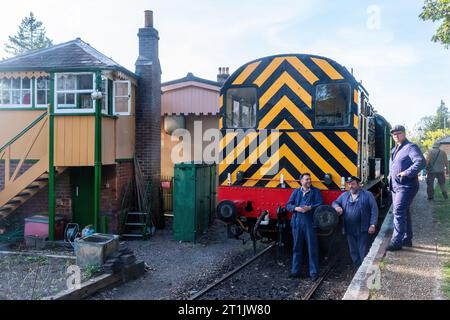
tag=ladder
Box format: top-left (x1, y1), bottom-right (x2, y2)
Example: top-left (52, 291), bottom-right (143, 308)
top-left (121, 212), bottom-right (150, 239)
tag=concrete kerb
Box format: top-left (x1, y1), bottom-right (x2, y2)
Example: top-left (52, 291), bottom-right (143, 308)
top-left (342, 204), bottom-right (393, 300)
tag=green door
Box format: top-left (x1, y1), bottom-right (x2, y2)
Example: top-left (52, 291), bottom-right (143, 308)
top-left (70, 167), bottom-right (95, 229)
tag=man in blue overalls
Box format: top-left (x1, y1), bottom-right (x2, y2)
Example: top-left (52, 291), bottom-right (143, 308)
top-left (286, 173), bottom-right (323, 281)
top-left (332, 176), bottom-right (378, 267)
top-left (388, 125), bottom-right (425, 251)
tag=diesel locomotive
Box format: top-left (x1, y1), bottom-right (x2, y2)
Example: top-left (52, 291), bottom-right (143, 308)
top-left (215, 54), bottom-right (392, 245)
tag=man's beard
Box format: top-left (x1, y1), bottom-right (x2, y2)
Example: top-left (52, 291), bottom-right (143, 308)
top-left (350, 188), bottom-right (359, 194)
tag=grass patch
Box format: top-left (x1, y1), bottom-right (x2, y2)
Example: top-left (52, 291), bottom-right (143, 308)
top-left (432, 182), bottom-right (450, 299)
top-left (83, 264), bottom-right (102, 279)
top-left (379, 258), bottom-right (388, 271)
top-left (443, 261), bottom-right (450, 299)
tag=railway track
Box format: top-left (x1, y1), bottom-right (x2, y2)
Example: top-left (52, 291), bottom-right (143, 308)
top-left (189, 243), bottom-right (276, 300)
top-left (188, 242), bottom-right (342, 300)
top-left (301, 257), bottom-right (339, 300)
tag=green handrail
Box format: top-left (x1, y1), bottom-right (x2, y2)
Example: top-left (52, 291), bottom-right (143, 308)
top-left (0, 111), bottom-right (48, 154)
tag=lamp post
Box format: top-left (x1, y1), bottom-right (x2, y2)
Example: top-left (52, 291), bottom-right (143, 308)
top-left (92, 78), bottom-right (103, 233)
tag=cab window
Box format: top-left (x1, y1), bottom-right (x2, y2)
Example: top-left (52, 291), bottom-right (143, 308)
top-left (315, 83), bottom-right (351, 127)
top-left (225, 87), bottom-right (257, 128)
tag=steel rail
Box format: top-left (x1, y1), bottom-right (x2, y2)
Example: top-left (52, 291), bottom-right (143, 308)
top-left (189, 243), bottom-right (276, 300)
top-left (302, 255), bottom-right (341, 300)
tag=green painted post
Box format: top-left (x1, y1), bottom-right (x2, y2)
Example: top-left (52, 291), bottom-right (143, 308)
top-left (94, 71), bottom-right (102, 232)
top-left (48, 73), bottom-right (56, 241)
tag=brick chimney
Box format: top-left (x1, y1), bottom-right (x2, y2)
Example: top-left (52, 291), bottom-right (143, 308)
top-left (135, 10), bottom-right (162, 226)
top-left (217, 67), bottom-right (230, 85)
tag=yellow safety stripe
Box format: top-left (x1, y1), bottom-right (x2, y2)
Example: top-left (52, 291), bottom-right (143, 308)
top-left (232, 61), bottom-right (261, 85)
top-left (311, 57), bottom-right (344, 80)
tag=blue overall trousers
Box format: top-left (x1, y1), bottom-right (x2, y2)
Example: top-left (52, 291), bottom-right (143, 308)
top-left (287, 187), bottom-right (322, 277)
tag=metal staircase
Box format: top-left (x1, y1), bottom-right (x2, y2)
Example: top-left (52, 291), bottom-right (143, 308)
top-left (0, 111), bottom-right (64, 219)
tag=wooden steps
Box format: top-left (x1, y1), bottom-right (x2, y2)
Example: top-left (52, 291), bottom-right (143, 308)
top-left (0, 168), bottom-right (66, 219)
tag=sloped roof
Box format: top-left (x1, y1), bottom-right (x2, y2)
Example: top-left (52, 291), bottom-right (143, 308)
top-left (438, 135), bottom-right (450, 144)
top-left (162, 72), bottom-right (221, 88)
top-left (0, 38), bottom-right (136, 78)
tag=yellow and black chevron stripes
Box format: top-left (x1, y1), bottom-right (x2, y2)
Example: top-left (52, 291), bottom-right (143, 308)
top-left (258, 95), bottom-right (312, 130)
top-left (253, 57), bottom-right (285, 87)
top-left (335, 131), bottom-right (358, 154)
top-left (310, 57), bottom-right (344, 80)
top-left (309, 132), bottom-right (357, 177)
top-left (259, 71), bottom-right (312, 109)
top-left (242, 144), bottom-right (327, 190)
top-left (285, 57), bottom-right (319, 85)
top-left (232, 61), bottom-right (261, 85)
top-left (220, 131), bottom-right (282, 185)
top-left (219, 54), bottom-right (361, 190)
top-left (218, 130), bottom-right (358, 190)
top-left (224, 55), bottom-right (358, 131)
top-left (219, 132), bottom-right (258, 174)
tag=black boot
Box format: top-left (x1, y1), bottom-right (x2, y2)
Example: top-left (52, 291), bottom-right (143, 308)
top-left (443, 192), bottom-right (448, 200)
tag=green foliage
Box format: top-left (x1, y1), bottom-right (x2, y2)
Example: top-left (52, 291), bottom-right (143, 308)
top-left (413, 100), bottom-right (449, 150)
top-left (4, 12), bottom-right (53, 57)
top-left (431, 183), bottom-right (450, 298)
top-left (419, 0), bottom-right (450, 48)
top-left (83, 264), bottom-right (101, 279)
top-left (423, 129), bottom-right (446, 150)
top-left (443, 262), bottom-right (450, 298)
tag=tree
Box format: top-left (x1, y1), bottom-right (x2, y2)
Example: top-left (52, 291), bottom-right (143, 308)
top-left (416, 100), bottom-right (448, 133)
top-left (4, 12), bottom-right (53, 56)
top-left (419, 0), bottom-right (450, 48)
top-left (422, 129), bottom-right (446, 151)
top-left (431, 99), bottom-right (449, 131)
top-left (412, 100), bottom-right (448, 151)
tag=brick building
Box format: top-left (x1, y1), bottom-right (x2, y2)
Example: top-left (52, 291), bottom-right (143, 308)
top-left (0, 11), bottom-right (161, 236)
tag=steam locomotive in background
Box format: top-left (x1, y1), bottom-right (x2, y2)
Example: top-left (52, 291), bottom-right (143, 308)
top-left (215, 54), bottom-right (392, 246)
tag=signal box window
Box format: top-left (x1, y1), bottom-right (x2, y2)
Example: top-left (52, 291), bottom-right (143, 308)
top-left (226, 88), bottom-right (257, 128)
top-left (315, 83), bottom-right (351, 127)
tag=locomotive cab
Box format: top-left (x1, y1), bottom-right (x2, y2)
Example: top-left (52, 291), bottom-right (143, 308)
top-left (216, 54), bottom-right (391, 246)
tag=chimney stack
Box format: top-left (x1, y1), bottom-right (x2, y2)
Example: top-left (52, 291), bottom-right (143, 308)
top-left (144, 10), bottom-right (153, 27)
top-left (135, 10), bottom-right (162, 227)
top-left (217, 66), bottom-right (230, 85)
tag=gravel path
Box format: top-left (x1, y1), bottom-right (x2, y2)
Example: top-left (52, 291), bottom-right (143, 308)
top-left (91, 219), bottom-right (258, 300)
top-left (375, 182), bottom-right (445, 300)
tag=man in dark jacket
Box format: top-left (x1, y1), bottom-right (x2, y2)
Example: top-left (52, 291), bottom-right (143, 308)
top-left (286, 173), bottom-right (323, 281)
top-left (332, 176), bottom-right (378, 267)
top-left (426, 142), bottom-right (448, 200)
top-left (388, 125), bottom-right (425, 251)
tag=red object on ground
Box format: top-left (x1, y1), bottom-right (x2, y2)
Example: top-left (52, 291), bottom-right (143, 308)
top-left (161, 181), bottom-right (171, 189)
top-left (217, 186), bottom-right (343, 219)
top-left (24, 215), bottom-right (65, 240)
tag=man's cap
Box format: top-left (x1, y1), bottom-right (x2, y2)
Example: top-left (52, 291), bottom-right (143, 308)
top-left (390, 125), bottom-right (406, 134)
top-left (346, 176), bottom-right (361, 183)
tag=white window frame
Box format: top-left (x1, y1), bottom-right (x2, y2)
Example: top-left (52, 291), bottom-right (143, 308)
top-left (113, 80), bottom-right (131, 116)
top-left (35, 76), bottom-right (51, 108)
top-left (0, 77), bottom-right (33, 108)
top-left (54, 72), bottom-right (96, 114)
top-left (101, 76), bottom-right (109, 115)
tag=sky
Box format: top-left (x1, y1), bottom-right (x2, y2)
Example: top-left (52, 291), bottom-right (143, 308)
top-left (0, 0), bottom-right (449, 130)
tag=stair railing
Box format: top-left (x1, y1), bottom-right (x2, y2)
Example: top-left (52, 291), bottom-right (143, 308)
top-left (0, 111), bottom-right (49, 191)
